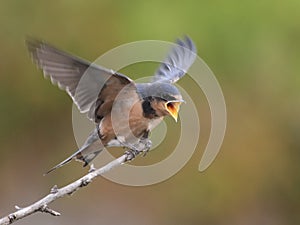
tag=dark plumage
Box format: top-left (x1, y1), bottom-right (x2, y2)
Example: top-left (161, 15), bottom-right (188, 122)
top-left (26, 36), bottom-right (197, 173)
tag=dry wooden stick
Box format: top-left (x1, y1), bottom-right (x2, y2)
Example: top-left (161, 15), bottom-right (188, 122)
top-left (0, 154), bottom-right (129, 225)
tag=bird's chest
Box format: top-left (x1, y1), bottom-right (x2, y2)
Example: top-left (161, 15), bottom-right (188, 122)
top-left (99, 100), bottom-right (149, 144)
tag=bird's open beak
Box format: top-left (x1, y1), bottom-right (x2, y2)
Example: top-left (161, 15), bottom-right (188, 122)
top-left (165, 101), bottom-right (182, 122)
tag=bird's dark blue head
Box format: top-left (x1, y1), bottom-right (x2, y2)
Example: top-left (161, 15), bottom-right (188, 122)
top-left (149, 82), bottom-right (183, 102)
top-left (137, 82), bottom-right (183, 102)
top-left (137, 82), bottom-right (184, 121)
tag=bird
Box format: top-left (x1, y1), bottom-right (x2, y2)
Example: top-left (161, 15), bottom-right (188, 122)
top-left (26, 36), bottom-right (197, 174)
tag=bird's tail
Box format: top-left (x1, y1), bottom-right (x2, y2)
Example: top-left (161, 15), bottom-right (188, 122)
top-left (44, 129), bottom-right (103, 175)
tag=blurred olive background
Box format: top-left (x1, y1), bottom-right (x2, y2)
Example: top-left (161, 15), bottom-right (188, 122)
top-left (1, 0), bottom-right (300, 224)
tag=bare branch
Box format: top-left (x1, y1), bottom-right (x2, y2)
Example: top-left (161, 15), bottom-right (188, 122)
top-left (0, 154), bottom-right (129, 225)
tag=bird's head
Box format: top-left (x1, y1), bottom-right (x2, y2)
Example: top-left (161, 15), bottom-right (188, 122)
top-left (140, 82), bottom-right (184, 122)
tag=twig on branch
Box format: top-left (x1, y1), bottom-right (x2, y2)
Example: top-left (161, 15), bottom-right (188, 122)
top-left (0, 154), bottom-right (130, 225)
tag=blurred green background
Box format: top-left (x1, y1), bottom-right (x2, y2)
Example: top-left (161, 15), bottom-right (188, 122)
top-left (1, 0), bottom-right (300, 224)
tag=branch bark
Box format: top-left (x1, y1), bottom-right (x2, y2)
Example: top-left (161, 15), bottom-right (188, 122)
top-left (0, 154), bottom-right (129, 225)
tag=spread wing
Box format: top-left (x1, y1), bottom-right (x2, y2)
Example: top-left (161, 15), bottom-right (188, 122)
top-left (26, 39), bottom-right (136, 122)
top-left (152, 36), bottom-right (197, 83)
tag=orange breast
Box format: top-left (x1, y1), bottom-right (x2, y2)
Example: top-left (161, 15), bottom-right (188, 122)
top-left (98, 100), bottom-right (149, 146)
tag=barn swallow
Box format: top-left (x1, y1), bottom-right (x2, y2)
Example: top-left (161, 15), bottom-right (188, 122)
top-left (26, 36), bottom-right (196, 174)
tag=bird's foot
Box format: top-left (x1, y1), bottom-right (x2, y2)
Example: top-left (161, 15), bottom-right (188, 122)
top-left (88, 164), bottom-right (96, 173)
top-left (125, 148), bottom-right (140, 161)
top-left (124, 139), bottom-right (152, 160)
top-left (141, 139), bottom-right (152, 157)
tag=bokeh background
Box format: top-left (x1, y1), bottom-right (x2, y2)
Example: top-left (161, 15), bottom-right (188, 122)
top-left (1, 0), bottom-right (300, 224)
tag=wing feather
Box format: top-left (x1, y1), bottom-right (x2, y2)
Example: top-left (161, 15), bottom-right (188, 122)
top-left (26, 39), bottom-right (136, 121)
top-left (153, 36), bottom-right (197, 83)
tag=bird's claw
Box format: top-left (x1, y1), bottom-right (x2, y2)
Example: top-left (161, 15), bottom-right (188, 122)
top-left (142, 149), bottom-right (150, 157)
top-left (50, 185), bottom-right (58, 194)
top-left (88, 164), bottom-right (96, 173)
top-left (124, 139), bottom-right (152, 160)
top-left (142, 139), bottom-right (152, 157)
top-left (125, 149), bottom-right (140, 161)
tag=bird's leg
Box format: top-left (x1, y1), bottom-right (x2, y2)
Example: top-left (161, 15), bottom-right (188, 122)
top-left (124, 148), bottom-right (140, 161)
top-left (121, 131), bottom-right (152, 161)
top-left (140, 139), bottom-right (152, 157)
top-left (124, 139), bottom-right (152, 161)
top-left (140, 130), bottom-right (152, 156)
top-left (142, 130), bottom-right (150, 139)
top-left (88, 163), bottom-right (96, 173)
